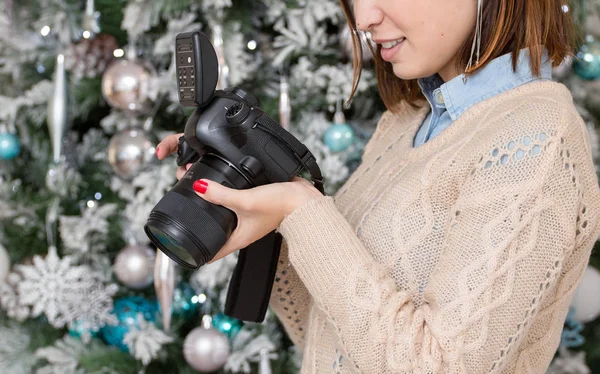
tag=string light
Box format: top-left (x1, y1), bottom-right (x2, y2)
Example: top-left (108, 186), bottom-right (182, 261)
top-left (113, 49), bottom-right (125, 58)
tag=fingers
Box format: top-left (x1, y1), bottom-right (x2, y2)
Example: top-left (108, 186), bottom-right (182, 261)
top-left (175, 163), bottom-right (193, 180)
top-left (291, 176), bottom-right (312, 187)
top-left (156, 133), bottom-right (184, 160)
top-left (192, 179), bottom-right (247, 210)
top-left (207, 234), bottom-right (239, 264)
top-left (175, 166), bottom-right (187, 180)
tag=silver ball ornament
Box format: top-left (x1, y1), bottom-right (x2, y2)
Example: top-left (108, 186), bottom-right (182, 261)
top-left (101, 59), bottom-right (155, 113)
top-left (107, 128), bottom-right (155, 180)
top-left (113, 244), bottom-right (155, 289)
top-left (183, 327), bottom-right (230, 372)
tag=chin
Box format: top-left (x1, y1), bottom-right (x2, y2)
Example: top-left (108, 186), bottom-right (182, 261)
top-left (391, 62), bottom-right (435, 81)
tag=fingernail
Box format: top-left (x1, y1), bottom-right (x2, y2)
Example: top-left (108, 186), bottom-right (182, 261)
top-left (193, 180), bottom-right (208, 194)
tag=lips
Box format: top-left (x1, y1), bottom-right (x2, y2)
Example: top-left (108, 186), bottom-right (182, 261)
top-left (380, 37), bottom-right (406, 49)
top-left (379, 38), bottom-right (406, 62)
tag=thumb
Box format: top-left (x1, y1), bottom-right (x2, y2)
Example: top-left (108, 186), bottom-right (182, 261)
top-left (192, 179), bottom-right (242, 210)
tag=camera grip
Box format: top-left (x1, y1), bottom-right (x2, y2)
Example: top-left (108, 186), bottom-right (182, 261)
top-left (176, 136), bottom-right (200, 166)
top-left (224, 230), bottom-right (282, 322)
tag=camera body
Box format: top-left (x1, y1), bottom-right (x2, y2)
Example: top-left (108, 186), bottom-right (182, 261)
top-left (144, 31), bottom-right (324, 322)
top-left (180, 87), bottom-right (309, 188)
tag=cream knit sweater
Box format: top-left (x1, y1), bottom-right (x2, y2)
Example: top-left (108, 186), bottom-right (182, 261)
top-left (270, 80), bottom-right (600, 374)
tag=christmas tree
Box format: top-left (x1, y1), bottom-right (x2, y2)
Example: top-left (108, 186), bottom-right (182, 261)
top-left (0, 0), bottom-right (599, 373)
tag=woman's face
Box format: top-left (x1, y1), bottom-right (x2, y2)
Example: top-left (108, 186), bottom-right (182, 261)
top-left (354, 0), bottom-right (477, 81)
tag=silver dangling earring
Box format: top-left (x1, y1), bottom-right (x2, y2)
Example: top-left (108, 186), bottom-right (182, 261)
top-left (463, 0), bottom-right (483, 84)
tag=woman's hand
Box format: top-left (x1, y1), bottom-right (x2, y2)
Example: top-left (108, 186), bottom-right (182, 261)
top-left (155, 132), bottom-right (323, 264)
top-left (155, 132), bottom-right (192, 180)
top-left (191, 177), bottom-right (321, 263)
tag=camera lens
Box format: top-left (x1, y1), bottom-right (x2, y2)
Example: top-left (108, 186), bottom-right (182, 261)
top-left (146, 226), bottom-right (196, 266)
top-left (144, 154), bottom-right (252, 269)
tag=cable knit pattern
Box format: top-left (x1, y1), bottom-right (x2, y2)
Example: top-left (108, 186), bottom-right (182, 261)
top-left (269, 80), bottom-right (600, 373)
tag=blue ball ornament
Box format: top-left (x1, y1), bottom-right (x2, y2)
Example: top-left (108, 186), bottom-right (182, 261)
top-left (100, 296), bottom-right (158, 352)
top-left (324, 123), bottom-right (355, 153)
top-left (574, 37), bottom-right (600, 80)
top-left (212, 313), bottom-right (243, 340)
top-left (0, 133), bottom-right (20, 160)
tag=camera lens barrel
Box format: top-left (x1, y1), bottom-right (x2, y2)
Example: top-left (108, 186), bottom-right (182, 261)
top-left (144, 154), bottom-right (252, 269)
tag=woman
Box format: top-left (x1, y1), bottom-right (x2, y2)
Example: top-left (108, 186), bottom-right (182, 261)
top-left (156, 0), bottom-right (600, 372)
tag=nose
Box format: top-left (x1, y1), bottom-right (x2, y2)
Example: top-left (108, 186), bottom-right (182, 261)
top-left (354, 0), bottom-right (384, 32)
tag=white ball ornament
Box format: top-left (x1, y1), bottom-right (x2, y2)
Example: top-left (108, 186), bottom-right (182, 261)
top-left (183, 317), bottom-right (230, 372)
top-left (101, 58), bottom-right (155, 113)
top-left (107, 128), bottom-right (155, 180)
top-left (113, 244), bottom-right (155, 289)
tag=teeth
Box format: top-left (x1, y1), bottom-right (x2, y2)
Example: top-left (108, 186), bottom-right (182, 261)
top-left (381, 38), bottom-right (405, 49)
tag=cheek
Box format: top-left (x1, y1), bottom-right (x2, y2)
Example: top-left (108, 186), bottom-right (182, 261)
top-left (412, 2), bottom-right (473, 50)
top-left (414, 13), bottom-right (472, 62)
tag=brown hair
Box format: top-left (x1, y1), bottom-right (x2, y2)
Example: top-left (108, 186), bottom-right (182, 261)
top-left (340, 0), bottom-right (579, 112)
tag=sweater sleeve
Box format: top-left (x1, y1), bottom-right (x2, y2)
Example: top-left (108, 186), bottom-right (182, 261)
top-left (268, 108), bottom-right (404, 350)
top-left (268, 240), bottom-right (312, 351)
top-left (277, 125), bottom-right (596, 373)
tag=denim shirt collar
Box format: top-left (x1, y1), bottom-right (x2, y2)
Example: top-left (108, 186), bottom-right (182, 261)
top-left (417, 48), bottom-right (553, 121)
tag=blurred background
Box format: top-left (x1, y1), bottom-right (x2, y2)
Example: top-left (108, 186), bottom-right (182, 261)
top-left (0, 0), bottom-right (600, 373)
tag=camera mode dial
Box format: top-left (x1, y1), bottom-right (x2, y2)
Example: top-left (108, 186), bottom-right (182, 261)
top-left (226, 102), bottom-right (250, 125)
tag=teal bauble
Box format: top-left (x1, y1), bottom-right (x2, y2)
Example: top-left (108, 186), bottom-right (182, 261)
top-left (0, 133), bottom-right (20, 160)
top-left (212, 313), bottom-right (243, 340)
top-left (100, 296), bottom-right (158, 352)
top-left (574, 37), bottom-right (600, 80)
top-left (324, 123), bottom-right (354, 152)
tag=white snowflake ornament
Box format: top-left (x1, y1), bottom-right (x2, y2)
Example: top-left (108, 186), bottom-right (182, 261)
top-left (66, 281), bottom-right (119, 344)
top-left (1, 248), bottom-right (117, 331)
top-left (14, 248), bottom-right (93, 327)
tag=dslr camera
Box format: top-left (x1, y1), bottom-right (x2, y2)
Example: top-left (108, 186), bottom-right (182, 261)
top-left (144, 31), bottom-right (324, 322)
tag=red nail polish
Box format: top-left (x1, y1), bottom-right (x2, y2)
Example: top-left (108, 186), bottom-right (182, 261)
top-left (193, 180), bottom-right (208, 194)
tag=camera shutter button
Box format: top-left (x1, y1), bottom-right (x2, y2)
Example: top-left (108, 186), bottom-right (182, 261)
top-left (232, 87), bottom-right (258, 107)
